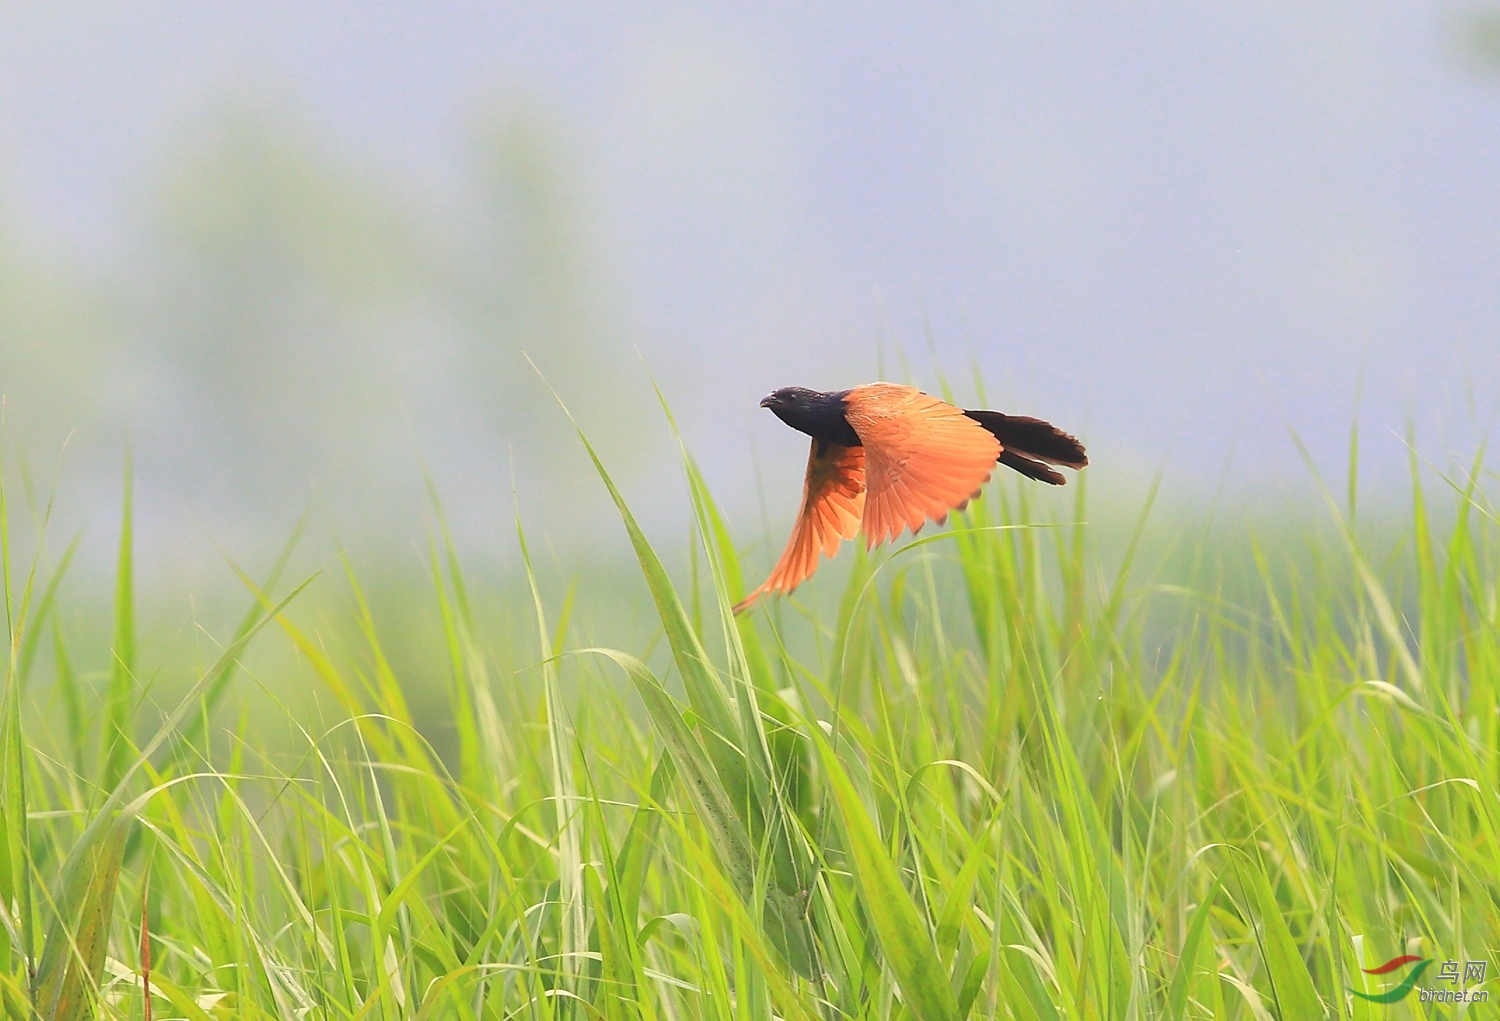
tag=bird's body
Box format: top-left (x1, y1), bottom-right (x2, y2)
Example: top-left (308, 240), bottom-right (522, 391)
top-left (736, 382), bottom-right (1086, 612)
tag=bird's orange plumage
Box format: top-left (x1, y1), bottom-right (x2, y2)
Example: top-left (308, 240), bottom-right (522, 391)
top-left (734, 442), bottom-right (864, 612)
top-left (841, 383), bottom-right (1000, 548)
top-left (737, 381), bottom-right (1084, 612)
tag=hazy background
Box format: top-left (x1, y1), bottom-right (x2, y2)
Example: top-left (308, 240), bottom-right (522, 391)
top-left (4, 2), bottom-right (1500, 582)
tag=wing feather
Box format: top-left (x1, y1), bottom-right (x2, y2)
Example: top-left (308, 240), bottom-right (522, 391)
top-left (842, 383), bottom-right (1000, 549)
top-left (734, 440), bottom-right (865, 613)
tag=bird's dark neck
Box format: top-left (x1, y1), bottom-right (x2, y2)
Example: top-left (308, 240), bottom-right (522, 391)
top-left (771, 389), bottom-right (861, 447)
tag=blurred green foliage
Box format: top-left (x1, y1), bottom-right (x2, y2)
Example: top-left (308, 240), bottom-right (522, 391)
top-left (1, 99), bottom-right (640, 553)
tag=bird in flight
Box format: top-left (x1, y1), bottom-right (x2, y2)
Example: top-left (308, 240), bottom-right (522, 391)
top-left (735, 383), bottom-right (1086, 613)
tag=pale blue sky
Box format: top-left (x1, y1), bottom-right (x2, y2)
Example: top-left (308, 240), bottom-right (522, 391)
top-left (2, 3), bottom-right (1498, 556)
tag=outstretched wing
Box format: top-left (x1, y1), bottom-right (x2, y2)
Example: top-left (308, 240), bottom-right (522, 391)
top-left (842, 383), bottom-right (1001, 548)
top-left (734, 440), bottom-right (866, 613)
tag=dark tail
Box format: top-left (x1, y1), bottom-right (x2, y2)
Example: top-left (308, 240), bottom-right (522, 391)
top-left (964, 410), bottom-right (1088, 486)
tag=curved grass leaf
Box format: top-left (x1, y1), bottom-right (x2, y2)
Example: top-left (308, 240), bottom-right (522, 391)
top-left (1237, 859), bottom-right (1324, 1020)
top-left (808, 725), bottom-right (958, 1021)
top-left (559, 383), bottom-right (818, 978)
top-left (32, 823), bottom-right (124, 1021)
top-left (1165, 873), bottom-right (1222, 1021)
top-left (32, 572), bottom-right (314, 1021)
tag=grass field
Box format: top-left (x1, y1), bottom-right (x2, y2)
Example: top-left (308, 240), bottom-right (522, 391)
top-left (1, 409), bottom-right (1496, 1020)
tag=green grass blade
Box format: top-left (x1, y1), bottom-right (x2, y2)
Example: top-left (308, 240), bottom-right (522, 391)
top-left (581, 648), bottom-right (755, 898)
top-left (616, 752), bottom-right (676, 932)
top-left (547, 376), bottom-right (751, 824)
top-left (32, 573), bottom-right (315, 1018)
top-left (16, 530), bottom-right (80, 687)
top-left (31, 823), bottom-right (125, 1021)
top-left (1237, 858), bottom-right (1325, 1020)
top-left (516, 511), bottom-right (586, 1003)
top-left (175, 509), bottom-right (311, 754)
top-left (807, 723), bottom-right (958, 1021)
top-left (102, 455), bottom-right (135, 791)
top-left (1164, 873), bottom-right (1221, 1021)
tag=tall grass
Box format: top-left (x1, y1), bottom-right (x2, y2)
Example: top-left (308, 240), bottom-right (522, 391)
top-left (0, 410), bottom-right (1496, 1020)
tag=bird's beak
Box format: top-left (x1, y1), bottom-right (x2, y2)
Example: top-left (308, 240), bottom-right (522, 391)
top-left (759, 393), bottom-right (777, 409)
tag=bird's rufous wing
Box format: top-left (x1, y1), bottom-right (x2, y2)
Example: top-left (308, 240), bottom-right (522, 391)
top-left (842, 383), bottom-right (1001, 549)
top-left (734, 440), bottom-right (865, 613)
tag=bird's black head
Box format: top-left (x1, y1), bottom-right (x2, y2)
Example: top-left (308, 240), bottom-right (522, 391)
top-left (758, 386), bottom-right (824, 412)
top-left (758, 386), bottom-right (861, 446)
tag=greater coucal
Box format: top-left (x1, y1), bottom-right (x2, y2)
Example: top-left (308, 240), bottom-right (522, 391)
top-left (736, 383), bottom-right (1086, 612)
